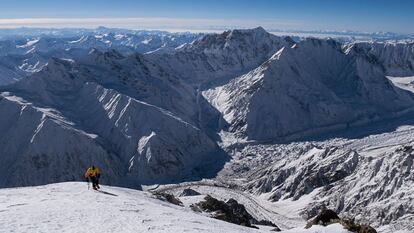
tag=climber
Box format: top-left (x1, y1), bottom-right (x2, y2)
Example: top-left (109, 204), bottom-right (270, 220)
top-left (85, 165), bottom-right (101, 190)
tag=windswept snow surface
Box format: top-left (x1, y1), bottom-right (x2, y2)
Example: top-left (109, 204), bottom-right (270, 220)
top-left (0, 182), bottom-right (351, 233)
top-left (0, 182), bottom-right (262, 233)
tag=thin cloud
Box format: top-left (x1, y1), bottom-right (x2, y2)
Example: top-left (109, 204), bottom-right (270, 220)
top-left (0, 17), bottom-right (303, 31)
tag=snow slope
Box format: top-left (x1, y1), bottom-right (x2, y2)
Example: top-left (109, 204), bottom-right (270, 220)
top-left (0, 182), bottom-right (352, 233)
top-left (0, 182), bottom-right (263, 233)
top-left (387, 76), bottom-right (414, 93)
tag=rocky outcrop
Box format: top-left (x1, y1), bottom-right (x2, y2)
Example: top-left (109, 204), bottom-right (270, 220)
top-left (340, 218), bottom-right (377, 233)
top-left (306, 208), bottom-right (377, 233)
top-left (179, 188), bottom-right (201, 197)
top-left (306, 208), bottom-right (340, 228)
top-left (194, 195), bottom-right (279, 229)
top-left (153, 192), bottom-right (183, 206)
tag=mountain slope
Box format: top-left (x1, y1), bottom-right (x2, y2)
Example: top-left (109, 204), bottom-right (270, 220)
top-left (344, 42), bottom-right (414, 77)
top-left (11, 49), bottom-right (203, 126)
top-left (204, 38), bottom-right (414, 141)
top-left (0, 93), bottom-right (123, 187)
top-left (0, 54), bottom-right (224, 188)
top-left (218, 129), bottom-right (414, 232)
top-left (147, 27), bottom-right (295, 86)
top-left (0, 30), bottom-right (201, 86)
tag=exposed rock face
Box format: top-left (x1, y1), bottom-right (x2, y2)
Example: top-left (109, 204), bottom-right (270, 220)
top-left (341, 218), bottom-right (377, 233)
top-left (179, 188), bottom-right (201, 197)
top-left (306, 209), bottom-right (377, 233)
top-left (306, 209), bottom-right (340, 228)
top-left (154, 192), bottom-right (183, 206)
top-left (196, 195), bottom-right (265, 228)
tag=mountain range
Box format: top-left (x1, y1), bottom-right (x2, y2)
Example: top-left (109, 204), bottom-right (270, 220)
top-left (0, 27), bottom-right (413, 232)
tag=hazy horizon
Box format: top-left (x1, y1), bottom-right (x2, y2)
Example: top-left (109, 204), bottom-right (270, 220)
top-left (0, 20), bottom-right (413, 38)
top-left (0, 0), bottom-right (413, 34)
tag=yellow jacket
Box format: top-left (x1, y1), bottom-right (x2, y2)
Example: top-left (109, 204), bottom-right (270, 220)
top-left (85, 167), bottom-right (100, 178)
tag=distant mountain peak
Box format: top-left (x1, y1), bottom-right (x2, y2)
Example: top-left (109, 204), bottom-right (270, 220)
top-left (228, 26), bottom-right (268, 36)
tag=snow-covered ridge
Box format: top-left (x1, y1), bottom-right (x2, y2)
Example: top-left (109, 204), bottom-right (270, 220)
top-left (344, 41), bottom-right (414, 76)
top-left (0, 182), bottom-right (268, 233)
top-left (0, 30), bottom-right (202, 86)
top-left (0, 182), bottom-right (355, 233)
top-left (0, 28), bottom-right (413, 87)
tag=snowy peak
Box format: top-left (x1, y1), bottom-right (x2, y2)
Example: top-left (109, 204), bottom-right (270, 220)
top-left (185, 26), bottom-right (292, 54)
top-left (233, 26), bottom-right (267, 34)
top-left (203, 37), bottom-right (414, 141)
top-left (148, 27), bottom-right (294, 85)
top-left (45, 57), bottom-right (75, 72)
top-left (81, 48), bottom-right (125, 66)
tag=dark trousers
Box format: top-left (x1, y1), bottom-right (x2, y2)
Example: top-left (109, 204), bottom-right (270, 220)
top-left (89, 176), bottom-right (100, 189)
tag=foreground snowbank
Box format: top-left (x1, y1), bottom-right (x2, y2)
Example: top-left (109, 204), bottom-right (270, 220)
top-left (0, 182), bottom-right (350, 233)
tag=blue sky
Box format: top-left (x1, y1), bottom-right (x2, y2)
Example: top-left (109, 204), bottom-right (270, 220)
top-left (0, 0), bottom-right (413, 34)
